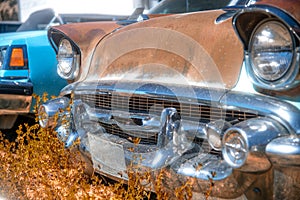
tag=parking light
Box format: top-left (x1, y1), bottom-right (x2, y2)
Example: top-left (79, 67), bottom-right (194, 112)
top-left (9, 47), bottom-right (25, 67)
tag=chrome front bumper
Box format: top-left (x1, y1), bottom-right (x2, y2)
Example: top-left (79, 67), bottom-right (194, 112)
top-left (39, 84), bottom-right (300, 199)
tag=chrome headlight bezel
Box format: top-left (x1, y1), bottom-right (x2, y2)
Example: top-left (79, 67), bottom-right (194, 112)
top-left (57, 38), bottom-right (80, 80)
top-left (246, 19), bottom-right (298, 90)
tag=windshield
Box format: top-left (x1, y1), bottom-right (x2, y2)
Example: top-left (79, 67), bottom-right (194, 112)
top-left (17, 8), bottom-right (59, 32)
top-left (149, 0), bottom-right (232, 14)
top-left (16, 8), bottom-right (128, 32)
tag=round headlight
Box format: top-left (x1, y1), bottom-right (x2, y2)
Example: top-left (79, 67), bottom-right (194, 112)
top-left (57, 39), bottom-right (79, 80)
top-left (249, 20), bottom-right (294, 82)
top-left (222, 129), bottom-right (248, 168)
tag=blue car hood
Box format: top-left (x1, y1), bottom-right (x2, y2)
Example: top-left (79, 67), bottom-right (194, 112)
top-left (0, 30), bottom-right (47, 46)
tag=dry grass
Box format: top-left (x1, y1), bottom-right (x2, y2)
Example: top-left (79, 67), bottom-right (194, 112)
top-left (0, 123), bottom-right (115, 199)
top-left (0, 122), bottom-right (195, 200)
top-left (0, 94), bottom-right (213, 199)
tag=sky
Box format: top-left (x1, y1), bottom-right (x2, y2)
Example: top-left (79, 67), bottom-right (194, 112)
top-left (48, 0), bottom-right (135, 15)
top-left (19, 0), bottom-right (137, 21)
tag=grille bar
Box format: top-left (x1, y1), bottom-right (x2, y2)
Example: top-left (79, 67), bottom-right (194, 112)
top-left (79, 93), bottom-right (257, 121)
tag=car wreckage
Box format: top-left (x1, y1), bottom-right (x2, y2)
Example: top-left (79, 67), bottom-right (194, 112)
top-left (38, 0), bottom-right (300, 199)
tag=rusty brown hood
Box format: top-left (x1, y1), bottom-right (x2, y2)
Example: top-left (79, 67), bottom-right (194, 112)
top-left (86, 10), bottom-right (244, 90)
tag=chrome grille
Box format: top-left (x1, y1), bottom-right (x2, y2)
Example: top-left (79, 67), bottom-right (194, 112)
top-left (78, 93), bottom-right (259, 144)
top-left (99, 122), bottom-right (158, 144)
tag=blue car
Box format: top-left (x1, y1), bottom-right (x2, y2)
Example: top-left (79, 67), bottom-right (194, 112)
top-left (0, 8), bottom-right (128, 129)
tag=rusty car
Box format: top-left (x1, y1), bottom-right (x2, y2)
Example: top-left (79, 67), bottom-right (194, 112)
top-left (38, 0), bottom-right (300, 199)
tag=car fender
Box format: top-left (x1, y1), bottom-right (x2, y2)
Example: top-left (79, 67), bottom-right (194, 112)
top-left (48, 22), bottom-right (122, 82)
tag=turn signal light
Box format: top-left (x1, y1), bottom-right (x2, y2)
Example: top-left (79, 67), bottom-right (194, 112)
top-left (9, 48), bottom-right (25, 67)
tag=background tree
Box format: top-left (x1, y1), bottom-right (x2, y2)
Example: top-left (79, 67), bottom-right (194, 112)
top-left (0, 0), bottom-right (18, 21)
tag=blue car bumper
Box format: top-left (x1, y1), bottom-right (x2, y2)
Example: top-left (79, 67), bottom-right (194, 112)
top-left (0, 80), bottom-right (32, 114)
